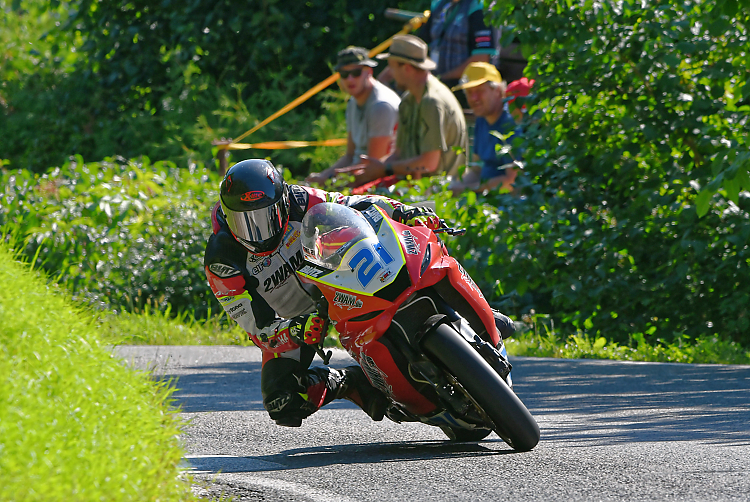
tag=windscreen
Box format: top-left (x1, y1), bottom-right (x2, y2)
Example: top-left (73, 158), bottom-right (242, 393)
top-left (301, 203), bottom-right (376, 270)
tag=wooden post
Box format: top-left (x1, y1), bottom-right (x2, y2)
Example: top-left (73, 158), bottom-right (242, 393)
top-left (211, 139), bottom-right (233, 177)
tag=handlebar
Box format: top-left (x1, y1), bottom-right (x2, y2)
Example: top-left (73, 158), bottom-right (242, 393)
top-left (433, 219), bottom-right (466, 236)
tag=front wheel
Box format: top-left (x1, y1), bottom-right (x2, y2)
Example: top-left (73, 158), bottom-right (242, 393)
top-left (421, 323), bottom-right (540, 451)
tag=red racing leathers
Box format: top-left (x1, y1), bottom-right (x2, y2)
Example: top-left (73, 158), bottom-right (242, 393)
top-left (204, 184), bottom-right (428, 426)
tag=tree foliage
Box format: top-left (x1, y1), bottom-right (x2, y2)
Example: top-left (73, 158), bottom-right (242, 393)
top-left (1, 156), bottom-right (218, 319)
top-left (1, 0), bottom-right (427, 173)
top-left (480, 0), bottom-right (750, 343)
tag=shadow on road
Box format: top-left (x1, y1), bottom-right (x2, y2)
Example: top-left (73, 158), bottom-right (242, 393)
top-left (185, 440), bottom-right (516, 474)
top-left (140, 348), bottom-right (750, 447)
top-left (159, 362), bottom-right (264, 413)
top-left (160, 360), bottom-right (359, 413)
top-left (512, 358), bottom-right (750, 446)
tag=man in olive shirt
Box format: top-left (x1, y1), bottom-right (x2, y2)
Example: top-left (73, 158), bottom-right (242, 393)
top-left (337, 35), bottom-right (467, 184)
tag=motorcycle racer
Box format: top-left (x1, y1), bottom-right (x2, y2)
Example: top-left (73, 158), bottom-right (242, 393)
top-left (204, 159), bottom-right (445, 427)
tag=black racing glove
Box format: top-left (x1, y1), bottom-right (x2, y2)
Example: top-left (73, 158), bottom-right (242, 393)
top-left (289, 313), bottom-right (329, 345)
top-left (393, 205), bottom-right (441, 230)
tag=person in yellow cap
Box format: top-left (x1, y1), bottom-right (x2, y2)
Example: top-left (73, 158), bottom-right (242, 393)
top-left (450, 62), bottom-right (521, 193)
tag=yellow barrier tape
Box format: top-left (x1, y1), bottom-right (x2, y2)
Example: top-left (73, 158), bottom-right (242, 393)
top-left (223, 12), bottom-right (430, 150)
top-left (227, 138), bottom-right (348, 150)
top-left (232, 73), bottom-right (340, 145)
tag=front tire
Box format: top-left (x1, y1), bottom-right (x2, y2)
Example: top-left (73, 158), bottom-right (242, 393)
top-left (440, 426), bottom-right (492, 442)
top-left (421, 323), bottom-right (540, 451)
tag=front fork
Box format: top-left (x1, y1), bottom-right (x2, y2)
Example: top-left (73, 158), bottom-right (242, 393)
top-left (471, 334), bottom-right (513, 388)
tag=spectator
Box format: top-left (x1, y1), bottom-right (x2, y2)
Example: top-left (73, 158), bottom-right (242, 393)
top-left (450, 62), bottom-right (521, 193)
top-left (306, 47), bottom-right (400, 185)
top-left (338, 35), bottom-right (467, 186)
top-left (420, 0), bottom-right (500, 107)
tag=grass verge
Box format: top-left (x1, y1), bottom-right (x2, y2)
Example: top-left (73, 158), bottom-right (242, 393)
top-left (0, 243), bottom-right (195, 501)
top-left (506, 324), bottom-right (750, 365)
top-left (101, 306), bottom-right (343, 348)
top-left (105, 305), bottom-right (750, 365)
top-left (99, 304), bottom-right (252, 346)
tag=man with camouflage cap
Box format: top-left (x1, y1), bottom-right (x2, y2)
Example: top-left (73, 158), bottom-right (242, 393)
top-left (306, 46), bottom-right (400, 184)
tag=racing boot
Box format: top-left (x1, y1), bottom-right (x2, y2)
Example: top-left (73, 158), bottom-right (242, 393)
top-left (492, 308), bottom-right (516, 339)
top-left (267, 365), bottom-right (352, 427)
top-left (337, 365), bottom-right (389, 422)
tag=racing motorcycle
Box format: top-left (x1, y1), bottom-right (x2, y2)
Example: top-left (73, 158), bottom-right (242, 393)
top-left (297, 202), bottom-right (540, 451)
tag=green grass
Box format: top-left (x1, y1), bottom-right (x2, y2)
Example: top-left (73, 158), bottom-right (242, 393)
top-left (506, 316), bottom-right (750, 365)
top-left (101, 304), bottom-right (343, 349)
top-left (105, 304), bottom-right (750, 365)
top-left (0, 243), bottom-right (196, 501)
top-left (100, 304), bottom-right (253, 346)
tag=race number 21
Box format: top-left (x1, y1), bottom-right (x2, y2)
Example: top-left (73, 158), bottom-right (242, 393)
top-left (348, 244), bottom-right (393, 288)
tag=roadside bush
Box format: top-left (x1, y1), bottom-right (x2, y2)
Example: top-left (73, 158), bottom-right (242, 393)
top-left (5, 151), bottom-right (749, 350)
top-left (0, 242), bottom-right (193, 501)
top-left (0, 156), bottom-right (219, 318)
top-left (479, 0), bottom-right (750, 345)
top-left (361, 156), bottom-right (750, 348)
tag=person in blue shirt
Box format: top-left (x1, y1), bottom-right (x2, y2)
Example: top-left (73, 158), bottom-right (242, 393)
top-left (450, 62), bottom-right (522, 193)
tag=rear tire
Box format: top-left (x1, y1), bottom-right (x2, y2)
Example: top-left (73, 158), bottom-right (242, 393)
top-left (422, 323), bottom-right (540, 451)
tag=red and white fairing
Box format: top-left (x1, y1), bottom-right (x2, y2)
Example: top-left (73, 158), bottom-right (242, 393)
top-left (298, 203), bottom-right (500, 417)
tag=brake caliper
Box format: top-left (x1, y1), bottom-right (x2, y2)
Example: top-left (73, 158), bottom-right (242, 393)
top-left (471, 335), bottom-right (512, 382)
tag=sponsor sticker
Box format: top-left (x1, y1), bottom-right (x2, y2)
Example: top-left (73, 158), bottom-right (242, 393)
top-left (274, 329), bottom-right (290, 346)
top-left (240, 191), bottom-right (266, 202)
top-left (290, 185), bottom-right (307, 206)
top-left (209, 262), bottom-right (241, 278)
top-left (252, 256), bottom-right (274, 275)
top-left (333, 291), bottom-right (364, 310)
top-left (262, 250), bottom-right (304, 292)
top-left (227, 301), bottom-right (248, 320)
top-left (231, 308), bottom-right (247, 319)
top-left (360, 354), bottom-right (393, 396)
top-left (401, 230), bottom-right (420, 255)
top-left (285, 229), bottom-right (300, 248)
top-left (456, 261), bottom-right (483, 296)
top-left (362, 206), bottom-right (384, 231)
top-left (298, 264), bottom-right (325, 278)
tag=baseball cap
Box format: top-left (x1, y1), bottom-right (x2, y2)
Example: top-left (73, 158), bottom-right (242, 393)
top-left (451, 62), bottom-right (503, 91)
top-left (334, 47), bottom-right (378, 71)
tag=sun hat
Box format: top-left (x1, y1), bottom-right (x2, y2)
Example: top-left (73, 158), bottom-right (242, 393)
top-left (334, 47), bottom-right (378, 71)
top-left (375, 35), bottom-right (436, 71)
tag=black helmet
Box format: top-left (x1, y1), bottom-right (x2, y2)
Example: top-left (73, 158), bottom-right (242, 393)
top-left (219, 159), bottom-right (290, 255)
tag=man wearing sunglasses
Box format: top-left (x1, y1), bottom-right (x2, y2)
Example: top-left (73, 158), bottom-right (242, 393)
top-left (306, 47), bottom-right (400, 185)
top-left (336, 35), bottom-right (467, 187)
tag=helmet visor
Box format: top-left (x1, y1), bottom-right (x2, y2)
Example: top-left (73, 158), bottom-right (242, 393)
top-left (223, 195), bottom-right (287, 252)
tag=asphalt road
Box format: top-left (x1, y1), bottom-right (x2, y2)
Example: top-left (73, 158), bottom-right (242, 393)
top-left (116, 346), bottom-right (750, 501)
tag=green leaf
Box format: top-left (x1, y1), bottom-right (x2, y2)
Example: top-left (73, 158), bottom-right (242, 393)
top-left (593, 336), bottom-right (607, 351)
top-left (724, 176), bottom-right (740, 203)
top-left (695, 189), bottom-right (713, 217)
top-left (735, 166), bottom-right (750, 191)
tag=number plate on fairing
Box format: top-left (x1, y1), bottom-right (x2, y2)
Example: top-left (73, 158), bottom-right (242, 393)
top-left (301, 222), bottom-right (406, 296)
